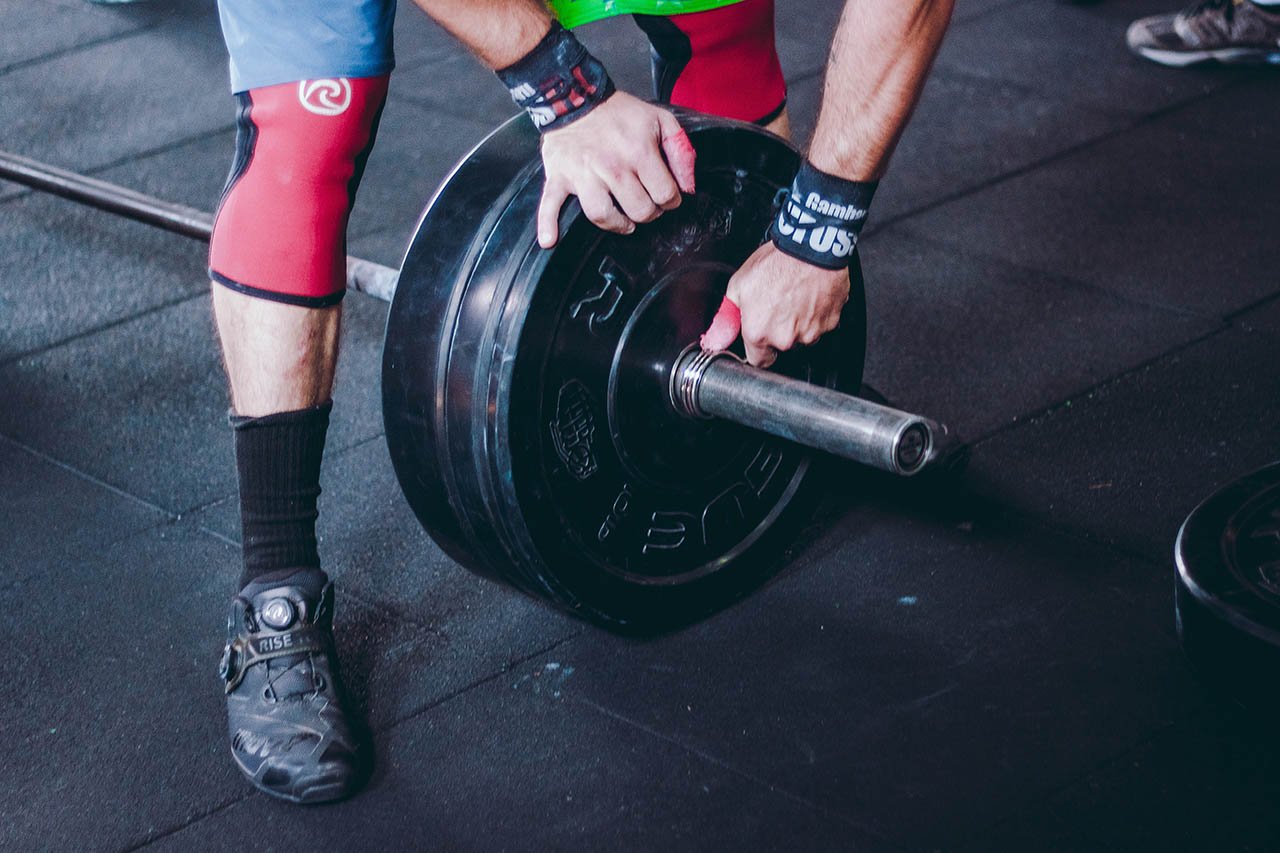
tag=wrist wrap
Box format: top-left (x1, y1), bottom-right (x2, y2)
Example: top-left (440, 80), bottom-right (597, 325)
top-left (496, 23), bottom-right (616, 132)
top-left (768, 162), bottom-right (877, 270)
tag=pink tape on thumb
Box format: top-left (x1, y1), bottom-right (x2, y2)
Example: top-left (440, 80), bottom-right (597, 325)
top-left (700, 297), bottom-right (741, 352)
top-left (662, 127), bottom-right (697, 195)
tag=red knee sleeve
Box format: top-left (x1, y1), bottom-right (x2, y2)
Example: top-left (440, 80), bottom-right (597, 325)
top-left (209, 75), bottom-right (389, 308)
top-left (650, 0), bottom-right (786, 124)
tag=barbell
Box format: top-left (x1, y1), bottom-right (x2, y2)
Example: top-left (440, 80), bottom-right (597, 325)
top-left (1, 112), bottom-right (955, 631)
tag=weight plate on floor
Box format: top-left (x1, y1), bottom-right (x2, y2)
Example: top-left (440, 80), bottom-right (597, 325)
top-left (383, 113), bottom-right (866, 630)
top-left (1175, 462), bottom-right (1280, 709)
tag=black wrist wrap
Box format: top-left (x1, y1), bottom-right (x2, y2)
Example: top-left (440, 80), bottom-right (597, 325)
top-left (769, 162), bottom-right (877, 270)
top-left (496, 23), bottom-right (616, 132)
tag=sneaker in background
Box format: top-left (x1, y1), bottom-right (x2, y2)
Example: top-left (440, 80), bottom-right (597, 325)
top-left (1127, 0), bottom-right (1280, 66)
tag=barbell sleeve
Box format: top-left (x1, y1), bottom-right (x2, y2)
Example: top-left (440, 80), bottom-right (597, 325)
top-left (0, 150), bottom-right (399, 302)
top-left (672, 348), bottom-right (947, 476)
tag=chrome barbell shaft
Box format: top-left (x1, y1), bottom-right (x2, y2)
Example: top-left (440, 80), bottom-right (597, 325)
top-left (672, 348), bottom-right (948, 476)
top-left (0, 150), bottom-right (399, 302)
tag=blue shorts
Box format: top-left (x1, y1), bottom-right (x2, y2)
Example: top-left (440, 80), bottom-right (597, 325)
top-left (217, 0), bottom-right (397, 93)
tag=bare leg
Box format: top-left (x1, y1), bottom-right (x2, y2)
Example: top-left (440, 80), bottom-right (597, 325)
top-left (211, 287), bottom-right (341, 416)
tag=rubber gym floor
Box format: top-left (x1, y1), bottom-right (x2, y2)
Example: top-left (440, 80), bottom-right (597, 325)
top-left (3, 0), bottom-right (1279, 849)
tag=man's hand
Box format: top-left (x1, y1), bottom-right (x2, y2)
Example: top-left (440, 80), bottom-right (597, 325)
top-left (537, 92), bottom-right (697, 248)
top-left (701, 243), bottom-right (849, 368)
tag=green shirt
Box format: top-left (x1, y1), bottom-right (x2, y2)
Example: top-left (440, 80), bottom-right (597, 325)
top-left (548, 0), bottom-right (746, 28)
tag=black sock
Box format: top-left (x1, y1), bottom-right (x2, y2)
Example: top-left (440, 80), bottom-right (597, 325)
top-left (231, 402), bottom-right (331, 590)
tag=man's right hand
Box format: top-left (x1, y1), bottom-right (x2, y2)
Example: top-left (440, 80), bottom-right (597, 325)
top-left (537, 92), bottom-right (697, 248)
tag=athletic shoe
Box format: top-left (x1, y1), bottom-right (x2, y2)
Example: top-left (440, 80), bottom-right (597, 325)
top-left (220, 568), bottom-right (362, 804)
top-left (1127, 0), bottom-right (1280, 66)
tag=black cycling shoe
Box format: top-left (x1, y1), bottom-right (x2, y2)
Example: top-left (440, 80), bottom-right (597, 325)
top-left (220, 568), bottom-right (362, 804)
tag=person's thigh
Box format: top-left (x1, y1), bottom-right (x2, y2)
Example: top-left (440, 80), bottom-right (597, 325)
top-left (218, 0), bottom-right (396, 94)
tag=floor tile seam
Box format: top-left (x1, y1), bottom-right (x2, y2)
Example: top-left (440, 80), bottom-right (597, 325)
top-left (388, 48), bottom-right (466, 77)
top-left (173, 435), bottom-right (390, 535)
top-left (0, 432), bottom-right (175, 518)
top-left (851, 313), bottom-right (1241, 579)
top-left (375, 83), bottom-right (513, 130)
top-left (772, 0), bottom-right (1026, 51)
top-left (175, 431), bottom-right (389, 523)
top-left (960, 505), bottom-right (1183, 634)
top-left (568, 694), bottom-right (906, 849)
top-left (0, 21), bottom-right (160, 77)
top-left (0, 289), bottom-right (208, 370)
top-left (392, 88), bottom-right (522, 127)
top-left (783, 485), bottom-right (1177, 627)
top-left (182, 523), bottom-right (442, 632)
top-left (922, 59), bottom-right (1155, 126)
top-left (176, 493), bottom-right (236, 524)
top-left (868, 85), bottom-right (1234, 239)
top-left (1139, 72), bottom-right (1278, 143)
top-left (947, 720), bottom-right (1180, 849)
top-left (0, 514), bottom-right (185, 598)
top-left (917, 62), bottom-right (1049, 103)
top-left (318, 430), bottom-right (389, 464)
top-left (0, 121), bottom-right (237, 212)
top-left (926, 50), bottom-right (1237, 119)
top-left (1224, 289), bottom-right (1280, 326)
top-left (918, 61), bottom-right (1130, 120)
top-left (1150, 113), bottom-right (1280, 159)
top-left (376, 629), bottom-right (586, 734)
top-left (873, 221), bottom-right (1218, 321)
top-left (977, 504), bottom-right (1177, 596)
top-left (194, 522), bottom-right (237, 549)
top-left (991, 502), bottom-right (1171, 573)
top-left (120, 791), bottom-right (253, 852)
top-left (959, 322), bottom-right (1233, 449)
top-left (86, 122), bottom-right (239, 195)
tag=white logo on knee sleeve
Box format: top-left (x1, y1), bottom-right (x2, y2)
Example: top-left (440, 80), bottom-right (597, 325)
top-left (298, 79), bottom-right (352, 116)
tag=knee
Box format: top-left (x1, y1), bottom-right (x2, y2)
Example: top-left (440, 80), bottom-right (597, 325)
top-left (209, 75), bottom-right (389, 308)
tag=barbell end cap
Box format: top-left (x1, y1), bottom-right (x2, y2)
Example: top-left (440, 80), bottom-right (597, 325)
top-left (893, 421), bottom-right (932, 476)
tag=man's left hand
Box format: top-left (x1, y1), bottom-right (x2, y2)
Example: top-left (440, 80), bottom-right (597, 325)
top-left (701, 242), bottom-right (849, 368)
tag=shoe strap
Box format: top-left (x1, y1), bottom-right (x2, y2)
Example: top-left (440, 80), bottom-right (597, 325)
top-left (220, 624), bottom-right (329, 694)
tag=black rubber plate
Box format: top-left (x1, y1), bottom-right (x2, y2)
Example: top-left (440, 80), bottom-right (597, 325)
top-left (1175, 462), bottom-right (1280, 710)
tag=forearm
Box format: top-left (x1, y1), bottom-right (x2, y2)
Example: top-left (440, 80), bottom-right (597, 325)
top-left (808, 0), bottom-right (954, 180)
top-left (410, 0), bottom-right (552, 69)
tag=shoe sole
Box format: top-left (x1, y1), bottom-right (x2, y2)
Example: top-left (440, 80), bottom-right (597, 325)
top-left (1134, 45), bottom-right (1280, 67)
top-left (232, 751), bottom-right (360, 805)
top-left (258, 777), bottom-right (356, 806)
